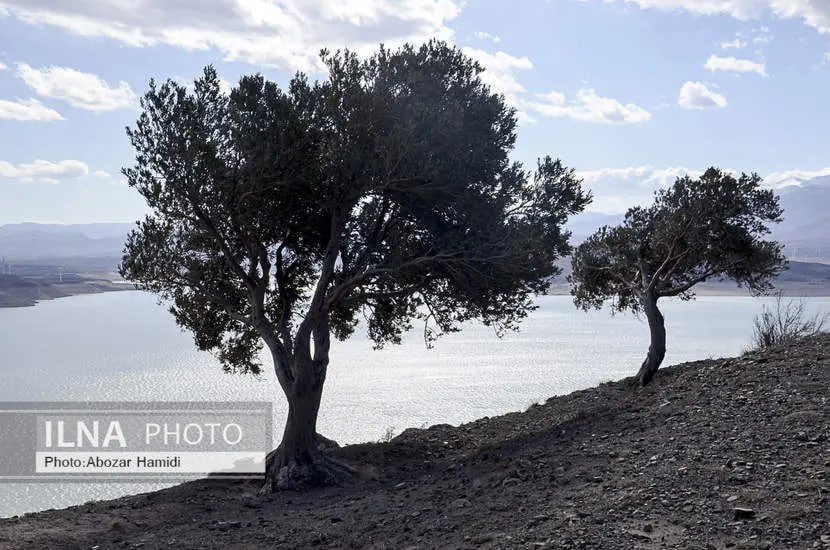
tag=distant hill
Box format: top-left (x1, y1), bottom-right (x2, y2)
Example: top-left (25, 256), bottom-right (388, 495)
top-left (772, 176), bottom-right (830, 257)
top-left (3, 173), bottom-right (829, 262)
top-left (0, 222), bottom-right (133, 240)
top-left (566, 212), bottom-right (623, 242)
top-left (567, 174), bottom-right (830, 261)
top-left (0, 223), bottom-right (133, 261)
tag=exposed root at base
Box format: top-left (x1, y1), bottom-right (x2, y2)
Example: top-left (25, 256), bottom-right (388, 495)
top-left (259, 449), bottom-right (355, 495)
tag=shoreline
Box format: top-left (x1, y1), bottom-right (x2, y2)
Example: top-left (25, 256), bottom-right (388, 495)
top-left (1, 335), bottom-right (827, 548)
top-left (4, 283), bottom-right (830, 310)
top-left (0, 279), bottom-right (136, 308)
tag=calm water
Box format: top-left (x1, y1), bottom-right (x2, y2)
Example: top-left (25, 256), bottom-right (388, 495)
top-left (1, 291), bottom-right (828, 517)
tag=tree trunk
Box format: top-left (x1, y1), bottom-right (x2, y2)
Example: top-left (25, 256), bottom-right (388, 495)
top-left (636, 294), bottom-right (666, 386)
top-left (261, 356), bottom-right (352, 493)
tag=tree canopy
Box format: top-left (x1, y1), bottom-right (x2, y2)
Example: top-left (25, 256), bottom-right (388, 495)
top-left (120, 41), bottom-right (590, 488)
top-left (570, 168), bottom-right (785, 385)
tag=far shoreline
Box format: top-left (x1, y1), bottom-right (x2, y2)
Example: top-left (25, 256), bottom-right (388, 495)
top-left (4, 284), bottom-right (830, 310)
top-left (0, 279), bottom-right (137, 309)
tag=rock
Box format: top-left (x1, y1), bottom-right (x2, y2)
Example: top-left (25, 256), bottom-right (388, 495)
top-left (472, 533), bottom-right (495, 544)
top-left (734, 507), bottom-right (756, 520)
top-left (453, 498), bottom-right (471, 508)
top-left (627, 529), bottom-right (652, 541)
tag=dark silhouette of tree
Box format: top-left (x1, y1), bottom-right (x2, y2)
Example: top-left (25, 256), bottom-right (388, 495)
top-left (120, 42), bottom-right (590, 491)
top-left (570, 168), bottom-right (785, 386)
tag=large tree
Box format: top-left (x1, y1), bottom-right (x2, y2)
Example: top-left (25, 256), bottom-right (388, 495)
top-left (120, 42), bottom-right (590, 491)
top-left (570, 168), bottom-right (785, 386)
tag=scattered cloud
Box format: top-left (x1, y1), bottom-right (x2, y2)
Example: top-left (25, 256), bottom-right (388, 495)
top-left (0, 97), bottom-right (63, 121)
top-left (0, 62), bottom-right (7, 70)
top-left (752, 25), bottom-right (774, 43)
top-left (721, 38), bottom-right (747, 49)
top-left (678, 81), bottom-right (727, 110)
top-left (460, 47), bottom-right (533, 117)
top-left (461, 47), bottom-right (532, 98)
top-left (576, 164), bottom-right (830, 214)
top-left (474, 31), bottom-right (501, 43)
top-left (764, 167), bottom-right (830, 188)
top-left (0, 159), bottom-right (89, 183)
top-left (16, 63), bottom-right (136, 111)
top-left (526, 88), bottom-right (652, 125)
top-left (593, 1), bottom-right (830, 34)
top-left (704, 54), bottom-right (767, 75)
top-left (462, 48), bottom-right (651, 125)
top-left (0, 0), bottom-right (461, 72)
top-left (218, 78), bottom-right (233, 96)
top-left (92, 170), bottom-right (110, 177)
top-left (576, 166), bottom-right (706, 213)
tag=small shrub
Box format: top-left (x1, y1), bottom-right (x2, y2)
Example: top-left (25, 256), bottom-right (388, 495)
top-left (378, 426), bottom-right (396, 443)
top-left (749, 293), bottom-right (827, 351)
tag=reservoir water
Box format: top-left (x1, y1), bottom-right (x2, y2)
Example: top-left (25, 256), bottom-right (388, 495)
top-left (1, 291), bottom-right (828, 517)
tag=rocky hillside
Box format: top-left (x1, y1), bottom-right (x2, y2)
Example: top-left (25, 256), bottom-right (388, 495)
top-left (1, 335), bottom-right (828, 549)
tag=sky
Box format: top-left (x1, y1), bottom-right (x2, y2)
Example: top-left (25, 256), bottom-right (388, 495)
top-left (0, 0), bottom-right (829, 223)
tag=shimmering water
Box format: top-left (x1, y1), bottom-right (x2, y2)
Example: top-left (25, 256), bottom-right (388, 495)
top-left (1, 291), bottom-right (827, 517)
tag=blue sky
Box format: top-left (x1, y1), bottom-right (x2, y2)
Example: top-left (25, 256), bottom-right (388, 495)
top-left (0, 0), bottom-right (829, 223)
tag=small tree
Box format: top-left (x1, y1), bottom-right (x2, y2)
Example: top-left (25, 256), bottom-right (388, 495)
top-left (120, 42), bottom-right (590, 491)
top-left (570, 168), bottom-right (786, 386)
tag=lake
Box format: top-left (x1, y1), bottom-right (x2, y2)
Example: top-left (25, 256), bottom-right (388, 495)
top-left (1, 291), bottom-right (828, 517)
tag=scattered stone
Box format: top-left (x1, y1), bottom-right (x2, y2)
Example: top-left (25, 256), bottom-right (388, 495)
top-left (452, 498), bottom-right (471, 508)
top-left (734, 508), bottom-right (756, 520)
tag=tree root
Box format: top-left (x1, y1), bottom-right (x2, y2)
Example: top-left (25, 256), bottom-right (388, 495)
top-left (259, 444), bottom-right (354, 495)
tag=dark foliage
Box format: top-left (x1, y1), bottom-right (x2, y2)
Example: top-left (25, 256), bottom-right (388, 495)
top-left (120, 42), bottom-right (590, 487)
top-left (570, 168), bottom-right (786, 384)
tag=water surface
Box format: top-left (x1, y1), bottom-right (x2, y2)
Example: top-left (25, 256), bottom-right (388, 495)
top-left (1, 291), bottom-right (827, 516)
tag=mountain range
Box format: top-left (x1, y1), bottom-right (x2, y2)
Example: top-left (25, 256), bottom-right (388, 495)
top-left (1, 175), bottom-right (828, 262)
top-left (567, 174), bottom-right (830, 261)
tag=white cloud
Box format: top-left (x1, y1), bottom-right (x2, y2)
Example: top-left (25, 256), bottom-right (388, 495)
top-left (0, 62), bottom-right (7, 70)
top-left (0, 1), bottom-right (461, 72)
top-left (824, 52), bottom-right (830, 62)
top-left (751, 25), bottom-right (774, 43)
top-left (92, 170), bottom-right (110, 177)
top-left (576, 166), bottom-right (705, 213)
top-left (0, 97), bottom-right (63, 121)
top-left (460, 47), bottom-right (535, 121)
top-left (461, 49), bottom-right (651, 125)
top-left (0, 159), bottom-right (89, 183)
top-left (764, 167), bottom-right (830, 188)
top-left (704, 54), bottom-right (767, 75)
top-left (461, 47), bottom-right (532, 101)
top-left (474, 31), bottom-right (501, 43)
top-left (593, 1), bottom-right (830, 34)
top-left (526, 88), bottom-right (652, 125)
top-left (721, 38), bottom-right (747, 49)
top-left (576, 164), bottom-right (830, 214)
top-left (678, 81), bottom-right (728, 110)
top-left (16, 63), bottom-right (136, 111)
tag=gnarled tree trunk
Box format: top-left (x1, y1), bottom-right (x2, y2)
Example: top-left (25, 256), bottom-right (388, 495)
top-left (261, 326), bottom-right (353, 493)
top-left (636, 293), bottom-right (666, 386)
